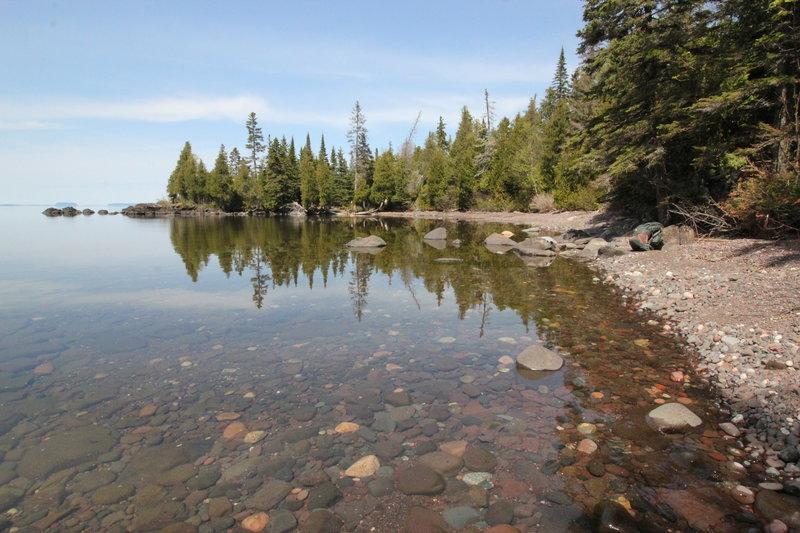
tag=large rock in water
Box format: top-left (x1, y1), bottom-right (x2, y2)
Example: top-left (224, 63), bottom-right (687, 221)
top-left (424, 227), bottom-right (447, 240)
top-left (516, 345), bottom-right (564, 372)
top-left (646, 403), bottom-right (702, 431)
top-left (484, 233), bottom-right (517, 246)
top-left (346, 235), bottom-right (386, 248)
top-left (17, 425), bottom-right (117, 479)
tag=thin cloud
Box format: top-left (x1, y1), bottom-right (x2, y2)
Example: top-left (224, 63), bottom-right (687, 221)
top-left (0, 95), bottom-right (271, 123)
top-left (0, 120), bottom-right (64, 130)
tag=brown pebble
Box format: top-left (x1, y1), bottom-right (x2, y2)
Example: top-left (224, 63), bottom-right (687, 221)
top-left (33, 363), bottom-right (54, 375)
top-left (241, 512), bottom-right (269, 532)
top-left (138, 403), bottom-right (157, 417)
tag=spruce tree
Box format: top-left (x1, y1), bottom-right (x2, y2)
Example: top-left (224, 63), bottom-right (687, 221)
top-left (315, 136), bottom-right (333, 207)
top-left (167, 141), bottom-right (196, 203)
top-left (299, 134), bottom-right (317, 207)
top-left (450, 107), bottom-right (479, 210)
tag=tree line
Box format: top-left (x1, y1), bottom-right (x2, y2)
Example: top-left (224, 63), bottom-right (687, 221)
top-left (167, 0), bottom-right (798, 233)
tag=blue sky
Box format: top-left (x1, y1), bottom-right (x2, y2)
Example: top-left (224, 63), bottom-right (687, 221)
top-left (0, 0), bottom-right (584, 205)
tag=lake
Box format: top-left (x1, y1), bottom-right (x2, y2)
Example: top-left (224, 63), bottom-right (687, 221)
top-left (0, 207), bottom-right (754, 532)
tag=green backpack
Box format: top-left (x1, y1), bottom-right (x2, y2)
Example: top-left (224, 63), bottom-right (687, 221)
top-left (629, 222), bottom-right (664, 251)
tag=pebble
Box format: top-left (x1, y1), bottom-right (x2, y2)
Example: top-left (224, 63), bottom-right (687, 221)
top-left (462, 472), bottom-right (493, 486)
top-left (344, 455), bottom-right (380, 478)
top-left (243, 431), bottom-right (266, 444)
top-left (334, 422), bottom-right (360, 433)
top-left (730, 485), bottom-right (755, 505)
top-left (578, 439), bottom-right (598, 454)
top-left (223, 422), bottom-right (247, 439)
top-left (241, 512), bottom-right (269, 532)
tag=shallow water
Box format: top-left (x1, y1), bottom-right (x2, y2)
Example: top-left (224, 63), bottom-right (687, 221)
top-left (0, 208), bottom-right (755, 531)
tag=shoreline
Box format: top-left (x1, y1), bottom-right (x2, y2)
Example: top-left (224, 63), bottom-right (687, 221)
top-left (376, 209), bottom-right (800, 490)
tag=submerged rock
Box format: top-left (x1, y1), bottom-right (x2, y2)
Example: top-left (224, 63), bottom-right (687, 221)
top-left (595, 500), bottom-right (639, 533)
top-left (396, 465), bottom-right (446, 495)
top-left (516, 345), bottom-right (564, 372)
top-left (17, 425), bottom-right (117, 479)
top-left (646, 403), bottom-right (702, 431)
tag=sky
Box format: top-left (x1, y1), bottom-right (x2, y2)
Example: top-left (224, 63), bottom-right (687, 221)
top-left (0, 0), bottom-right (585, 205)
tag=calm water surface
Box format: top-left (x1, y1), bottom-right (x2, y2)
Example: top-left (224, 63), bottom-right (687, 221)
top-left (0, 207), bottom-right (754, 532)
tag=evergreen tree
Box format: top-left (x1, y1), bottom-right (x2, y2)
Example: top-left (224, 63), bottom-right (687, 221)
top-left (245, 112), bottom-right (265, 176)
top-left (332, 148), bottom-right (353, 206)
top-left (369, 149), bottom-right (409, 208)
top-left (347, 101), bottom-right (373, 205)
top-left (167, 141), bottom-right (198, 203)
top-left (262, 137), bottom-right (293, 210)
top-left (299, 134), bottom-right (317, 207)
top-left (315, 135), bottom-right (333, 207)
top-left (450, 107), bottom-right (479, 210)
top-left (205, 144), bottom-right (238, 210)
top-left (435, 116), bottom-right (449, 151)
top-left (578, 0), bottom-right (706, 220)
top-left (228, 147), bottom-right (243, 177)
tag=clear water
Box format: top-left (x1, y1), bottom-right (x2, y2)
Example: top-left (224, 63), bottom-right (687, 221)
top-left (0, 207), bottom-right (752, 532)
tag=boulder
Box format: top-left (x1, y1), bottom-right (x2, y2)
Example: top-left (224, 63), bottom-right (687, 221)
top-left (82, 208), bottom-right (95, 215)
top-left (646, 403), bottom-right (702, 431)
top-left (424, 227), bottom-right (447, 240)
top-left (516, 345), bottom-right (564, 372)
top-left (42, 207), bottom-right (62, 216)
top-left (514, 237), bottom-right (556, 253)
top-left (561, 228), bottom-right (590, 241)
top-left (483, 233), bottom-right (517, 246)
top-left (98, 209), bottom-right (109, 215)
top-left (62, 206), bottom-right (80, 216)
top-left (579, 237), bottom-right (609, 259)
top-left (346, 235), bottom-right (387, 248)
top-left (662, 225), bottom-right (696, 247)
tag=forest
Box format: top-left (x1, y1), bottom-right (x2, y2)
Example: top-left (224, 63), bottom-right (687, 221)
top-left (166, 0), bottom-right (799, 235)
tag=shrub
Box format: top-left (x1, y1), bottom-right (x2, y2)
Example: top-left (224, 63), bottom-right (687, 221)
top-left (530, 192), bottom-right (556, 212)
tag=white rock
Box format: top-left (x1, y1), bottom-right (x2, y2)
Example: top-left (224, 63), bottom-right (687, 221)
top-left (462, 472), bottom-right (493, 486)
top-left (646, 402), bottom-right (702, 431)
top-left (516, 345), bottom-right (564, 372)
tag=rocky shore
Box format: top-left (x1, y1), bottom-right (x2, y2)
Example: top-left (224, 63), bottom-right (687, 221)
top-left (381, 209), bottom-right (800, 493)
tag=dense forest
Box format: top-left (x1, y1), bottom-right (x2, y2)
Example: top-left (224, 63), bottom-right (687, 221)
top-left (167, 0), bottom-right (799, 234)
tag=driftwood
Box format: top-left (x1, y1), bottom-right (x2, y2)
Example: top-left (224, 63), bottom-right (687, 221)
top-left (354, 198), bottom-right (388, 216)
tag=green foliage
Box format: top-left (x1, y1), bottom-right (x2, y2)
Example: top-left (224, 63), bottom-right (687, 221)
top-left (167, 141), bottom-right (207, 205)
top-left (450, 107), bottom-right (479, 210)
top-left (369, 149), bottom-right (411, 209)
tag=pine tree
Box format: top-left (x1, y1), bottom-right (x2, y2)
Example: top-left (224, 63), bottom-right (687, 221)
top-left (578, 0), bottom-right (706, 220)
top-left (347, 101), bottom-right (372, 205)
top-left (245, 112), bottom-right (265, 176)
